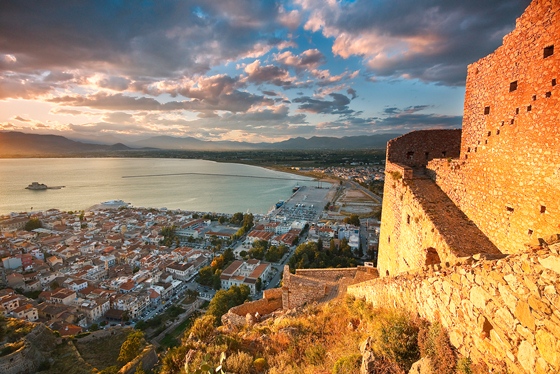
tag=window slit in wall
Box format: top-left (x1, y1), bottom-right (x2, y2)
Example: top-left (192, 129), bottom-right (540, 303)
top-left (532, 95), bottom-right (537, 101)
top-left (484, 106), bottom-right (490, 115)
top-left (506, 206), bottom-right (514, 213)
top-left (540, 205), bottom-right (546, 214)
top-left (515, 108), bottom-right (519, 115)
top-left (488, 131), bottom-right (491, 137)
top-left (509, 81), bottom-right (518, 92)
top-left (511, 119), bottom-right (515, 125)
top-left (527, 105), bottom-right (532, 112)
top-left (544, 45), bottom-right (554, 58)
top-left (425, 152), bottom-right (430, 159)
top-left (467, 147), bottom-right (471, 152)
top-left (441, 151), bottom-right (447, 157)
top-left (407, 215), bottom-right (411, 224)
top-left (553, 79), bottom-right (557, 86)
top-left (406, 151), bottom-right (414, 160)
top-left (546, 91), bottom-right (552, 98)
top-left (501, 121), bottom-right (505, 126)
top-left (528, 229), bottom-right (533, 236)
top-left (496, 129), bottom-right (500, 135)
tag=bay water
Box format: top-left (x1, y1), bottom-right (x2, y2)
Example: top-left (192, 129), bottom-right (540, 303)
top-left (0, 158), bottom-right (314, 215)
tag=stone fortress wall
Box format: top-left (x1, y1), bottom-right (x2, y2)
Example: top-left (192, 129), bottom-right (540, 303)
top-left (377, 0), bottom-right (560, 277)
top-left (359, 1), bottom-right (560, 372)
top-left (348, 240), bottom-right (560, 373)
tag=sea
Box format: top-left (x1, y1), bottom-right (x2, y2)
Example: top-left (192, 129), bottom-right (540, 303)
top-left (0, 158), bottom-right (315, 215)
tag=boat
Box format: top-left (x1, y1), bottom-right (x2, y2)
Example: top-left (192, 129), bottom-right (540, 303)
top-left (292, 184), bottom-right (301, 193)
top-left (25, 182), bottom-right (47, 190)
top-left (275, 200), bottom-right (284, 209)
top-left (25, 182), bottom-right (65, 190)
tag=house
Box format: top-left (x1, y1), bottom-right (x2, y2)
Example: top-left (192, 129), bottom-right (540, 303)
top-left (12, 304), bottom-right (38, 322)
top-left (166, 262), bottom-right (194, 281)
top-left (220, 259), bottom-right (271, 294)
top-left (49, 288), bottom-right (77, 305)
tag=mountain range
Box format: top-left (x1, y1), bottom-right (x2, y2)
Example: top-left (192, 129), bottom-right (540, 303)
top-left (0, 131), bottom-right (399, 156)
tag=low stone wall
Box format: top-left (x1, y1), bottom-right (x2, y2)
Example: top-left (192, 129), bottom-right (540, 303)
top-left (0, 324), bottom-right (57, 374)
top-left (118, 345), bottom-right (158, 374)
top-left (222, 288), bottom-right (284, 327)
top-left (348, 244), bottom-right (560, 373)
top-left (293, 268), bottom-right (359, 283)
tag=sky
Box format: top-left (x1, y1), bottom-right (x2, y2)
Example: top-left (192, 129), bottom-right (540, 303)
top-left (0, 0), bottom-right (531, 144)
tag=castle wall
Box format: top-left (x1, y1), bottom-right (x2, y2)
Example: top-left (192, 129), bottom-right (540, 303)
top-left (426, 0), bottom-right (560, 254)
top-left (378, 160), bottom-right (500, 276)
top-left (348, 244), bottom-right (560, 374)
top-left (386, 129), bottom-right (462, 168)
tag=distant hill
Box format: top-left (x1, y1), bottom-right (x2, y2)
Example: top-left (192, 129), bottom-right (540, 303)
top-left (0, 131), bottom-right (398, 157)
top-left (130, 133), bottom-right (399, 151)
top-left (0, 131), bottom-right (133, 156)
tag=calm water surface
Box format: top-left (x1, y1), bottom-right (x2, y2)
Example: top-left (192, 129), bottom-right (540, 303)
top-left (0, 158), bottom-right (314, 214)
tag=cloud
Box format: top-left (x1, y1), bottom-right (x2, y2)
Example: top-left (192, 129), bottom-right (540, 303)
top-left (13, 116), bottom-right (31, 122)
top-left (297, 0), bottom-right (530, 85)
top-left (275, 49), bottom-right (325, 71)
top-left (293, 93), bottom-right (353, 115)
top-left (48, 91), bottom-right (273, 113)
top-left (243, 60), bottom-right (298, 88)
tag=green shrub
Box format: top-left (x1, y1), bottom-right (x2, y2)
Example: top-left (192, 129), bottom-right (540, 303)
top-left (369, 309), bottom-right (420, 371)
top-left (332, 354), bottom-right (362, 374)
top-left (418, 321), bottom-right (456, 374)
top-left (225, 351), bottom-right (253, 374)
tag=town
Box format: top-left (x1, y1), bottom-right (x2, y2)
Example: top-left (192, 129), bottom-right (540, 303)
top-left (0, 167), bottom-right (382, 339)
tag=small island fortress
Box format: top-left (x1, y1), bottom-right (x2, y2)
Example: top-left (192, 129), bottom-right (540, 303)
top-left (347, 0), bottom-right (559, 372)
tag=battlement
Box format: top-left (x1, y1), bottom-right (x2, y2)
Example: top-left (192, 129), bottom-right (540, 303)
top-left (378, 0), bottom-right (560, 275)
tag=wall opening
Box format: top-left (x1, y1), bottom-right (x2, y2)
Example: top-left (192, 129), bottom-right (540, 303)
top-left (511, 119), bottom-right (515, 125)
top-left (515, 108), bottom-right (519, 115)
top-left (544, 45), bottom-right (554, 58)
top-left (496, 129), bottom-right (500, 135)
top-left (467, 147), bottom-right (471, 152)
top-left (501, 121), bottom-right (505, 126)
top-left (527, 105), bottom-right (532, 112)
top-left (424, 151), bottom-right (430, 159)
top-left (386, 270), bottom-right (389, 276)
top-left (532, 94), bottom-right (537, 101)
top-left (441, 151), bottom-right (447, 157)
top-left (509, 81), bottom-right (518, 92)
top-left (388, 236), bottom-right (390, 243)
top-left (407, 215), bottom-right (411, 224)
top-left (528, 229), bottom-right (533, 236)
top-left (406, 151), bottom-right (414, 160)
top-left (474, 147), bottom-right (477, 153)
top-left (546, 91), bottom-right (552, 98)
top-left (553, 79), bottom-right (557, 86)
top-left (540, 205), bottom-right (546, 214)
top-left (484, 106), bottom-right (490, 115)
top-left (506, 206), bottom-right (514, 213)
top-left (487, 131), bottom-right (491, 137)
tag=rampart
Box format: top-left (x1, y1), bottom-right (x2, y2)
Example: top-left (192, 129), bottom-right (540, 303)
top-left (378, 0), bottom-right (560, 276)
top-left (348, 242), bottom-right (560, 373)
top-left (282, 266), bottom-right (378, 310)
top-left (0, 324), bottom-right (58, 374)
top-left (425, 0), bottom-right (560, 255)
top-left (222, 288), bottom-right (284, 327)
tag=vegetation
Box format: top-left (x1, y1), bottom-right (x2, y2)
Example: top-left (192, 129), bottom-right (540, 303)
top-left (197, 248), bottom-right (235, 289)
top-left (160, 225), bottom-right (179, 247)
top-left (118, 330), bottom-right (146, 364)
top-left (24, 218), bottom-right (42, 231)
top-left (158, 295), bottom-right (471, 374)
top-left (245, 240), bottom-right (288, 262)
top-left (288, 239), bottom-right (357, 271)
top-left (343, 214), bottom-right (361, 226)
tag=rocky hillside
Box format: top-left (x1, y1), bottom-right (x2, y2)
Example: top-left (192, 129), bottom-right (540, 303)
top-left (159, 295), bottom-right (482, 374)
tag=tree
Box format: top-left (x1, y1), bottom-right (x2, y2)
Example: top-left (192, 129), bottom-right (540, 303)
top-left (344, 214), bottom-right (361, 226)
top-left (24, 218), bottom-right (42, 231)
top-left (256, 278), bottom-right (262, 292)
top-left (118, 330), bottom-right (145, 364)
